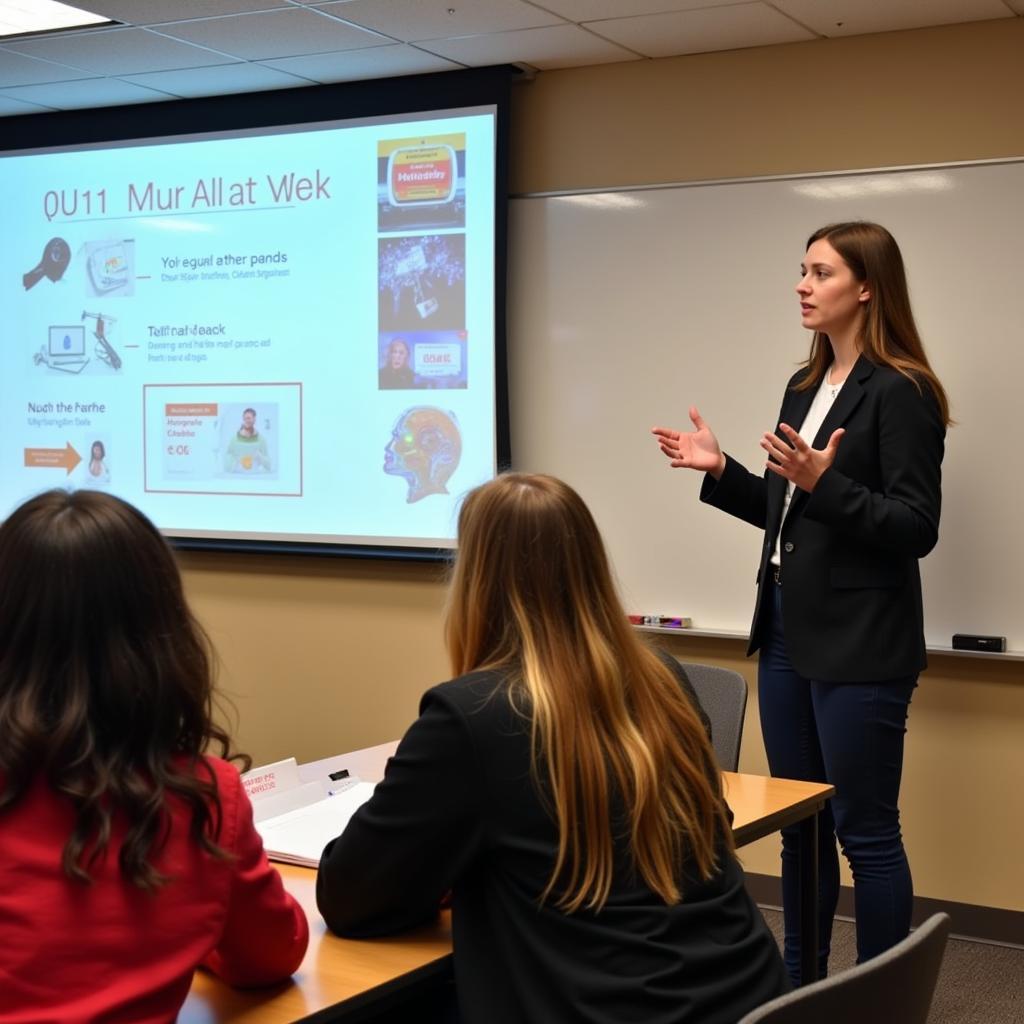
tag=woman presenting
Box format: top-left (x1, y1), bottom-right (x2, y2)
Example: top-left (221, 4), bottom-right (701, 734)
top-left (652, 221), bottom-right (949, 983)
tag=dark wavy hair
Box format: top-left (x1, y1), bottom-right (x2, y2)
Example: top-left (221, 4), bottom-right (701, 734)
top-left (0, 489), bottom-right (249, 889)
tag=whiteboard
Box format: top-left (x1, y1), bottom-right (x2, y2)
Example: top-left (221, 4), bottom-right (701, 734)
top-left (507, 160), bottom-right (1024, 650)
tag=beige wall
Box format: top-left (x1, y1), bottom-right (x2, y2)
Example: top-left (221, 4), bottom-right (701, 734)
top-left (509, 19), bottom-right (1024, 193)
top-left (180, 550), bottom-right (450, 766)
top-left (180, 19), bottom-right (1024, 912)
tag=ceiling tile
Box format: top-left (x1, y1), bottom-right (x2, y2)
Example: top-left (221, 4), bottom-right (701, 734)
top-left (123, 61), bottom-right (312, 98)
top-left (771, 0), bottom-right (1013, 36)
top-left (69, 1), bottom-right (290, 26)
top-left (0, 48), bottom-right (100, 87)
top-left (535, 0), bottom-right (749, 19)
top-left (0, 92), bottom-right (59, 115)
top-left (418, 23), bottom-right (639, 69)
top-left (1, 0), bottom-right (1016, 119)
top-left (314, 0), bottom-right (565, 43)
top-left (4, 27), bottom-right (241, 74)
top-left (152, 7), bottom-right (388, 60)
top-left (0, 77), bottom-right (175, 111)
top-left (263, 44), bottom-right (463, 82)
top-left (589, 3), bottom-right (815, 58)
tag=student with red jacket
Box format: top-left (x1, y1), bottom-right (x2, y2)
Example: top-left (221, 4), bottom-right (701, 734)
top-left (0, 489), bottom-right (308, 1023)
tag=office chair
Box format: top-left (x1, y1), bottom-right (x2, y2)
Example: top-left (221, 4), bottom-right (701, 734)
top-left (736, 913), bottom-right (951, 1024)
top-left (677, 660), bottom-right (747, 771)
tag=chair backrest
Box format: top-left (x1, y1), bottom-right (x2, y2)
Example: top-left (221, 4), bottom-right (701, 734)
top-left (736, 913), bottom-right (951, 1024)
top-left (677, 660), bottom-right (747, 771)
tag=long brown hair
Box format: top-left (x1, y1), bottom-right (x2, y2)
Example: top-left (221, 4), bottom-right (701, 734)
top-left (797, 221), bottom-right (951, 425)
top-left (445, 473), bottom-right (731, 912)
top-left (0, 489), bottom-right (248, 890)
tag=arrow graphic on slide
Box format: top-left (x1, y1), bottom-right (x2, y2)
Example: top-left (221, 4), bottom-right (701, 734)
top-left (24, 443), bottom-right (82, 475)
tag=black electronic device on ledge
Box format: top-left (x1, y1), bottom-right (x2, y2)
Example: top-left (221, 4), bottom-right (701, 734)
top-left (951, 634), bottom-right (1007, 653)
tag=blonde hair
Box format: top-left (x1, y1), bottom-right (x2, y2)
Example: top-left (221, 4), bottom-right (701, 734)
top-left (798, 221), bottom-right (951, 426)
top-left (445, 473), bottom-right (731, 912)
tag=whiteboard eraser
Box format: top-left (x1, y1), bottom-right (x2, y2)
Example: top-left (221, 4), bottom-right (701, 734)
top-left (951, 633), bottom-right (1006, 652)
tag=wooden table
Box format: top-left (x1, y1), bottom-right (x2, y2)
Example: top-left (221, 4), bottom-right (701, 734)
top-left (724, 770), bottom-right (835, 987)
top-left (182, 746), bottom-right (833, 1021)
top-left (183, 865), bottom-right (451, 1024)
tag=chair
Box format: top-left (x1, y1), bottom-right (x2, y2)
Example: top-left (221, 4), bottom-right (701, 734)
top-left (736, 913), bottom-right (951, 1024)
top-left (676, 660), bottom-right (747, 771)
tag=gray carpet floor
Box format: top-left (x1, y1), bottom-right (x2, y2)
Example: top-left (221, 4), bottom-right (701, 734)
top-left (758, 907), bottom-right (1024, 1024)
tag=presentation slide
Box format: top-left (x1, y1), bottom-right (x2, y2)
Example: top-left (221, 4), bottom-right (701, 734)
top-left (1, 106), bottom-right (498, 550)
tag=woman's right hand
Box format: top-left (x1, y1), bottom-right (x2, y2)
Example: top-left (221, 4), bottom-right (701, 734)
top-left (652, 407), bottom-right (726, 479)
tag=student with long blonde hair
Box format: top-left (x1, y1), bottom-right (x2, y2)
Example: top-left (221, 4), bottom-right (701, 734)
top-left (318, 473), bottom-right (788, 1023)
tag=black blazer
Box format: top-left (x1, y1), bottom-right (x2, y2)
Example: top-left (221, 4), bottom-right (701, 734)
top-left (317, 665), bottom-right (789, 1024)
top-left (700, 355), bottom-right (945, 682)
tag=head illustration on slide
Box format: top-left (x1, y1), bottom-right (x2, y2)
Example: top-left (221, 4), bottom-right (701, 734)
top-left (383, 407), bottom-right (462, 503)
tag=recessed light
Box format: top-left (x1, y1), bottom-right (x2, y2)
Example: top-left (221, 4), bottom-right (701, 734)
top-left (0, 1), bottom-right (111, 40)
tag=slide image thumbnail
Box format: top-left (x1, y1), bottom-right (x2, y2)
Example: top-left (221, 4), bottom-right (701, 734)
top-left (378, 133), bottom-right (466, 232)
top-left (82, 238), bottom-right (135, 297)
top-left (33, 317), bottom-right (123, 376)
top-left (378, 234), bottom-right (465, 332)
top-left (222, 404), bottom-right (275, 475)
top-left (143, 383), bottom-right (302, 496)
top-left (378, 331), bottom-right (467, 390)
top-left (383, 406), bottom-right (462, 504)
top-left (82, 311), bottom-right (123, 371)
top-left (36, 324), bottom-right (89, 375)
top-left (22, 237), bottom-right (70, 290)
top-left (79, 438), bottom-right (111, 487)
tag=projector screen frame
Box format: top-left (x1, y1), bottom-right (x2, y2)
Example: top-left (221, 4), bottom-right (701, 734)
top-left (2, 66), bottom-right (515, 562)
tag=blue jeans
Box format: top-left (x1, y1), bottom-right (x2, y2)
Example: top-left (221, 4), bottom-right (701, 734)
top-left (758, 582), bottom-right (916, 984)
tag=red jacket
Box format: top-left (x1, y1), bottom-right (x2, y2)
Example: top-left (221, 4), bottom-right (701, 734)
top-left (0, 756), bottom-right (308, 1023)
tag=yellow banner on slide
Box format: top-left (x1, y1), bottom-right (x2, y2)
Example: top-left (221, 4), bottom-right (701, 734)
top-left (377, 133), bottom-right (465, 158)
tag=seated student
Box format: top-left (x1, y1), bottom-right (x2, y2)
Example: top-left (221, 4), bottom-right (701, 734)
top-left (0, 489), bottom-right (308, 1023)
top-left (317, 473), bottom-right (789, 1024)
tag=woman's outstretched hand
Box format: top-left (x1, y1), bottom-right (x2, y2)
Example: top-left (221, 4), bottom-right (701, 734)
top-left (761, 423), bottom-right (844, 492)
top-left (652, 407), bottom-right (726, 479)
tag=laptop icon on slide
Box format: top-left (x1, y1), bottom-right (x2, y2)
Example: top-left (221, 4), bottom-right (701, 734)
top-left (48, 324), bottom-right (89, 373)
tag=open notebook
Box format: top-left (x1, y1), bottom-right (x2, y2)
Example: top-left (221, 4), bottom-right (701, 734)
top-left (242, 758), bottom-right (376, 868)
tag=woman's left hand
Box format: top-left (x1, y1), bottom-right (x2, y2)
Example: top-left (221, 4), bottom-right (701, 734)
top-left (761, 423), bottom-right (845, 492)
